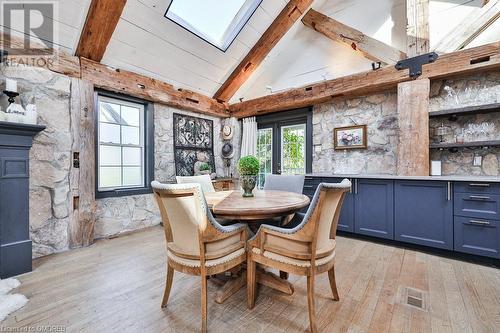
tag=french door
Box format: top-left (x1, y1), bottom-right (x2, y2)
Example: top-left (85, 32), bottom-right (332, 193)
top-left (256, 108), bottom-right (312, 188)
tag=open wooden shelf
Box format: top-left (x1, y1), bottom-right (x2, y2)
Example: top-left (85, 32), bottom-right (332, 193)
top-left (430, 140), bottom-right (500, 150)
top-left (429, 103), bottom-right (500, 119)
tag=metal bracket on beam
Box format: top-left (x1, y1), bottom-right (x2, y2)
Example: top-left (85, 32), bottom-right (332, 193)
top-left (395, 52), bottom-right (439, 79)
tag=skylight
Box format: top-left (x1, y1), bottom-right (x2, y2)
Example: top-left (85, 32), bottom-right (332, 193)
top-left (165, 0), bottom-right (262, 52)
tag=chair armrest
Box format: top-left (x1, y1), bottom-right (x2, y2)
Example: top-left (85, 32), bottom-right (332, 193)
top-left (203, 222), bottom-right (248, 243)
top-left (248, 224), bottom-right (313, 252)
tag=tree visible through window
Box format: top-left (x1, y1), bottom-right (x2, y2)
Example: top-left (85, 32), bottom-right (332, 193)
top-left (281, 124), bottom-right (306, 175)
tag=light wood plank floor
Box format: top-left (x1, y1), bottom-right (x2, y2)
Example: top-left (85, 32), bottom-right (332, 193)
top-left (3, 226), bottom-right (500, 332)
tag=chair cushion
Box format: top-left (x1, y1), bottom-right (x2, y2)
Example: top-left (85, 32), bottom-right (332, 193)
top-left (263, 236), bottom-right (336, 259)
top-left (251, 247), bottom-right (336, 267)
top-left (168, 248), bottom-right (245, 267)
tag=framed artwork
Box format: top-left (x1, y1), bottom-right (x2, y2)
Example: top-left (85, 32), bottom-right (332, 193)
top-left (173, 113), bottom-right (215, 176)
top-left (333, 125), bottom-right (367, 150)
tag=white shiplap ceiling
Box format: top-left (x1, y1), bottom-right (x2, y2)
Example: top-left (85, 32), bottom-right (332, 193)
top-left (100, 0), bottom-right (288, 97)
top-left (1, 0), bottom-right (498, 102)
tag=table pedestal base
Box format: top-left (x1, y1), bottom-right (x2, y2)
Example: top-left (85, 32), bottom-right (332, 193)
top-left (213, 266), bottom-right (294, 304)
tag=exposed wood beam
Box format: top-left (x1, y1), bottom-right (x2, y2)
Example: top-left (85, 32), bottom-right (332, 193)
top-left (75, 0), bottom-right (127, 62)
top-left (302, 9), bottom-right (406, 64)
top-left (396, 79), bottom-right (430, 176)
top-left (80, 58), bottom-right (229, 117)
top-left (406, 0), bottom-right (429, 57)
top-left (0, 33), bottom-right (81, 77)
top-left (213, 0), bottom-right (313, 102)
top-left (433, 0), bottom-right (500, 54)
top-left (229, 42), bottom-right (500, 118)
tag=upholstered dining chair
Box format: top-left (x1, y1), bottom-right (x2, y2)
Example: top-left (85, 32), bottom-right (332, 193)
top-left (246, 179), bottom-right (351, 333)
top-left (263, 174), bottom-right (305, 194)
top-left (152, 181), bottom-right (248, 333)
top-left (176, 174), bottom-right (215, 193)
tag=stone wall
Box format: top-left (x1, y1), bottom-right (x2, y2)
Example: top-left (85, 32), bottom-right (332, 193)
top-left (0, 65), bottom-right (73, 257)
top-left (312, 71), bottom-right (500, 176)
top-left (0, 64), bottom-right (238, 257)
top-left (312, 91), bottom-right (399, 174)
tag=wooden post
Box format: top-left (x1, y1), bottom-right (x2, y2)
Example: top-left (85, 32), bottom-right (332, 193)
top-left (69, 78), bottom-right (96, 248)
top-left (407, 0), bottom-right (429, 57)
top-left (396, 79), bottom-right (430, 176)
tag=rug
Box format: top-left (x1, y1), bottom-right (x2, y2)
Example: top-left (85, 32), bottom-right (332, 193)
top-left (0, 278), bottom-right (28, 322)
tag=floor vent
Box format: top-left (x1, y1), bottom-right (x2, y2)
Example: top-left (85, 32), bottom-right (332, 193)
top-left (405, 287), bottom-right (427, 310)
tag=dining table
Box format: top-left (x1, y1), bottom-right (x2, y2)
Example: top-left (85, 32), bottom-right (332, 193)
top-left (204, 189), bottom-right (310, 304)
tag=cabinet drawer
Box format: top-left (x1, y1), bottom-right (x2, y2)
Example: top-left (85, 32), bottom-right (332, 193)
top-left (304, 176), bottom-right (323, 186)
top-left (454, 182), bottom-right (500, 195)
top-left (454, 216), bottom-right (499, 259)
top-left (454, 193), bottom-right (500, 220)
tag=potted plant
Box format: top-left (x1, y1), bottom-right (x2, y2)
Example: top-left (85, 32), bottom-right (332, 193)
top-left (237, 155), bottom-right (259, 197)
top-left (198, 162), bottom-right (211, 175)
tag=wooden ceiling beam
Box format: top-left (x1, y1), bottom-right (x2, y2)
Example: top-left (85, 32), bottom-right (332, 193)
top-left (433, 0), bottom-right (500, 54)
top-left (0, 32), bottom-right (81, 77)
top-left (75, 0), bottom-right (127, 62)
top-left (213, 0), bottom-right (314, 102)
top-left (80, 58), bottom-right (229, 117)
top-left (406, 0), bottom-right (429, 57)
top-left (229, 42), bottom-right (500, 118)
top-left (302, 9), bottom-right (406, 64)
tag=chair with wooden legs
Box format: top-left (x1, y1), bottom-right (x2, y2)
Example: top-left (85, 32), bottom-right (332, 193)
top-left (246, 179), bottom-right (351, 333)
top-left (152, 181), bottom-right (248, 333)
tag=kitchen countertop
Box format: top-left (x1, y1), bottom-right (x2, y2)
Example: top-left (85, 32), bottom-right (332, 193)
top-left (304, 173), bottom-right (500, 183)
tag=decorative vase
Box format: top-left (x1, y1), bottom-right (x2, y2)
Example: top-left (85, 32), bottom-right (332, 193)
top-left (240, 175), bottom-right (257, 197)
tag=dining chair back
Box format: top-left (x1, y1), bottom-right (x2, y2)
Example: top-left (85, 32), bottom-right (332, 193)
top-left (176, 174), bottom-right (215, 194)
top-left (152, 181), bottom-right (248, 332)
top-left (247, 179), bottom-right (351, 333)
top-left (263, 174), bottom-right (305, 194)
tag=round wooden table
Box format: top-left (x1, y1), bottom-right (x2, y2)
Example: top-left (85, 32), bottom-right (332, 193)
top-left (205, 190), bottom-right (310, 221)
top-left (204, 189), bottom-right (310, 304)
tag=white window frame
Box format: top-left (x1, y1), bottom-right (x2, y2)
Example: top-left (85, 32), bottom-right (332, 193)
top-left (97, 95), bottom-right (146, 192)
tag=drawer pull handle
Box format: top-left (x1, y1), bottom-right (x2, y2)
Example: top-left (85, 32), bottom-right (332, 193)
top-left (305, 177), bottom-right (314, 180)
top-left (469, 183), bottom-right (490, 187)
top-left (469, 220), bottom-right (491, 226)
top-left (304, 185), bottom-right (314, 189)
top-left (469, 195), bottom-right (491, 200)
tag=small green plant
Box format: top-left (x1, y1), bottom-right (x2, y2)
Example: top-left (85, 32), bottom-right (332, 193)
top-left (237, 155), bottom-right (259, 175)
top-left (199, 163), bottom-right (211, 172)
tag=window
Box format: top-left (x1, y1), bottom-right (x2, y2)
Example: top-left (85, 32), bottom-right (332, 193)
top-left (96, 93), bottom-right (154, 198)
top-left (257, 127), bottom-right (272, 188)
top-left (256, 108), bottom-right (312, 188)
top-left (165, 0), bottom-right (262, 51)
top-left (281, 124), bottom-right (306, 175)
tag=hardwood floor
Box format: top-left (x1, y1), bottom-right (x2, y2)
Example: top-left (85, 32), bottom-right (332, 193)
top-left (3, 226), bottom-right (500, 332)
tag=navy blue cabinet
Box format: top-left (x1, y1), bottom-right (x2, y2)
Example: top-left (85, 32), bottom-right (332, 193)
top-left (395, 181), bottom-right (453, 250)
top-left (454, 182), bottom-right (500, 258)
top-left (354, 179), bottom-right (394, 239)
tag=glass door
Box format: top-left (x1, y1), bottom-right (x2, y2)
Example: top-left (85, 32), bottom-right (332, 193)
top-left (256, 108), bottom-right (312, 188)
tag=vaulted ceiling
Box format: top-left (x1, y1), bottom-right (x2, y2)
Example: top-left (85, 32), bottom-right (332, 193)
top-left (2, 0), bottom-right (499, 103)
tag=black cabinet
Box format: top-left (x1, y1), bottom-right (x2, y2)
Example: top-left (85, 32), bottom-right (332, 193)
top-left (395, 181), bottom-right (453, 250)
top-left (354, 179), bottom-right (394, 239)
top-left (0, 122), bottom-right (44, 278)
